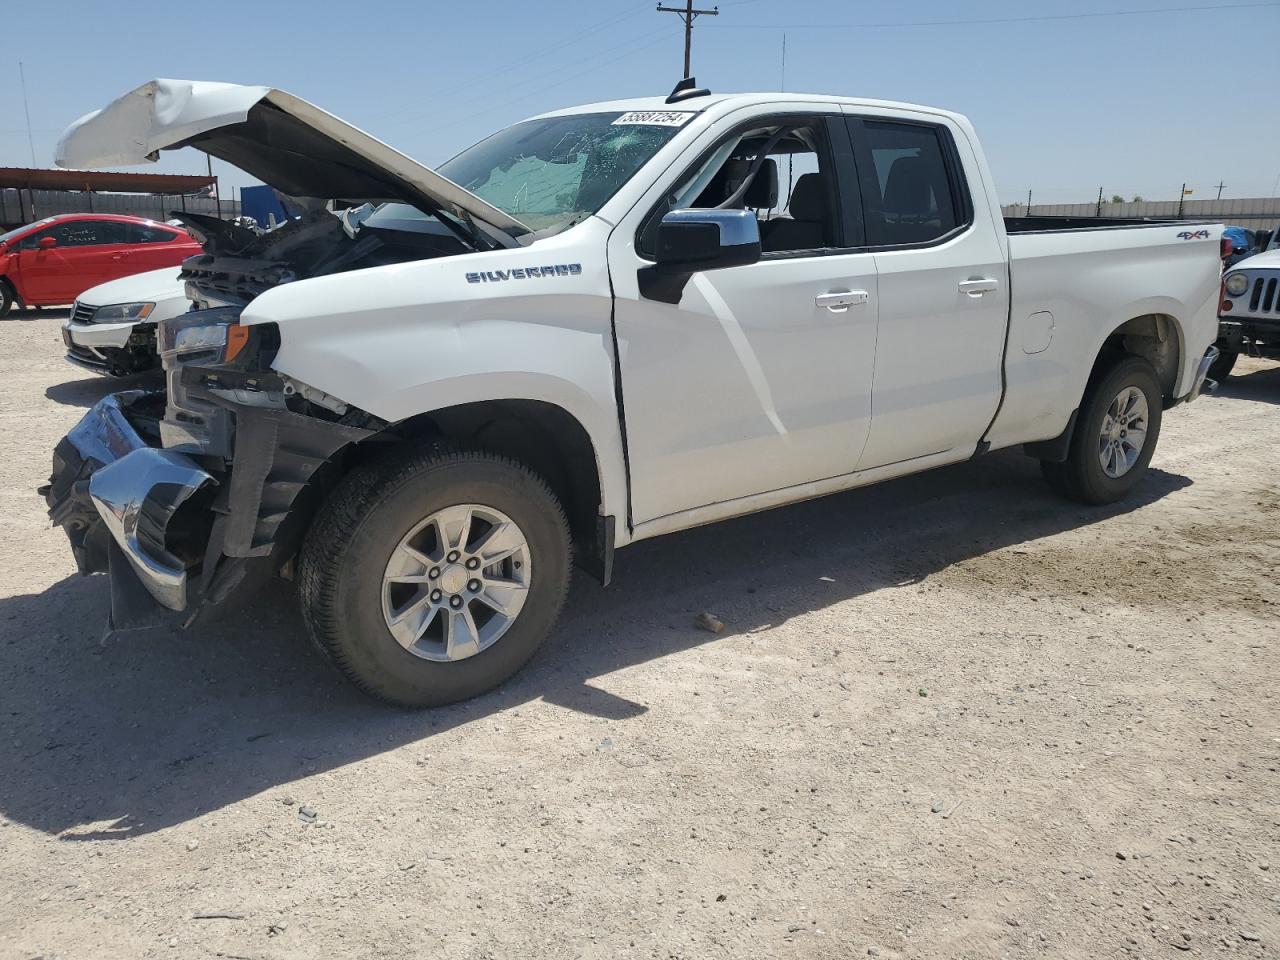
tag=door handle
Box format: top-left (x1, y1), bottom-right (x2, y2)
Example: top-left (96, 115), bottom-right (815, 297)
top-left (958, 278), bottom-right (999, 297)
top-left (111, 253), bottom-right (128, 261)
top-left (815, 289), bottom-right (869, 312)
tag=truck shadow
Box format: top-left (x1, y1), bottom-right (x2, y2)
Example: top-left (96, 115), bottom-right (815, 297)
top-left (0, 450), bottom-right (1191, 841)
top-left (45, 370), bottom-right (164, 408)
top-left (1215, 362), bottom-right (1280, 404)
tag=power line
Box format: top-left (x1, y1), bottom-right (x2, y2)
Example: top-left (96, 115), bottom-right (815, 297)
top-left (367, 28), bottom-right (675, 154)
top-left (376, 25), bottom-right (671, 134)
top-left (362, 3), bottom-right (651, 127)
top-left (656, 0), bottom-right (719, 77)
top-left (715, 1), bottom-right (1280, 30)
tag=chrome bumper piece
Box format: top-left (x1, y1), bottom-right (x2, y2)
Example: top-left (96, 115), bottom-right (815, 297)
top-left (1186, 345), bottom-right (1220, 403)
top-left (52, 392), bottom-right (216, 611)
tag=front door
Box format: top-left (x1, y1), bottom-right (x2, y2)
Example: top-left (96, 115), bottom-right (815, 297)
top-left (15, 219), bottom-right (128, 304)
top-left (608, 111), bottom-right (879, 525)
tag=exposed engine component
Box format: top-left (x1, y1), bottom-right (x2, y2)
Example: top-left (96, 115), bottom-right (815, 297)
top-left (172, 208), bottom-right (468, 307)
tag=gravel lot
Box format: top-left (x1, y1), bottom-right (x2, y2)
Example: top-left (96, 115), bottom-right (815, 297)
top-left (1, 308), bottom-right (1277, 960)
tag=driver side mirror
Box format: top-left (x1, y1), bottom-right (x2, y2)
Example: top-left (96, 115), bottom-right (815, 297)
top-left (1256, 229), bottom-right (1274, 251)
top-left (654, 209), bottom-right (761, 273)
top-left (37, 235), bottom-right (57, 250)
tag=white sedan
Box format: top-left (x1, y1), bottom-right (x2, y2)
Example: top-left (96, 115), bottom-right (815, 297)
top-left (63, 267), bottom-right (188, 376)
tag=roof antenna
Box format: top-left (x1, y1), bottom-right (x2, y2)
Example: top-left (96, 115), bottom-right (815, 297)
top-left (666, 76), bottom-right (711, 104)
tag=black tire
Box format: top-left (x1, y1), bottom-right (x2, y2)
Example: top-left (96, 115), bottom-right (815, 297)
top-left (1208, 347), bottom-right (1237, 383)
top-left (0, 281), bottom-right (13, 319)
top-left (298, 446), bottom-right (571, 708)
top-left (1040, 356), bottom-right (1163, 505)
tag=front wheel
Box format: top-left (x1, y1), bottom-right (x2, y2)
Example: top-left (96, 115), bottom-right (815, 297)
top-left (299, 447), bottom-right (571, 707)
top-left (1040, 356), bottom-right (1163, 505)
top-left (0, 282), bottom-right (13, 319)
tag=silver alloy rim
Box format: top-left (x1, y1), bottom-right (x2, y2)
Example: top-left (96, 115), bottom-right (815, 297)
top-left (1097, 385), bottom-right (1149, 478)
top-left (381, 504), bottom-right (531, 662)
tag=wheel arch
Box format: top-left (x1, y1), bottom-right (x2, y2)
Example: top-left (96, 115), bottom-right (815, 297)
top-left (1094, 310), bottom-right (1184, 404)
top-left (1026, 310), bottom-right (1183, 463)
top-left (295, 397), bottom-right (619, 585)
top-left (0, 274), bottom-right (22, 309)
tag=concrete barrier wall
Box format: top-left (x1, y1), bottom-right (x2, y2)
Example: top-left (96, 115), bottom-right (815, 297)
top-left (1002, 196), bottom-right (1280, 227)
top-left (0, 189), bottom-right (241, 228)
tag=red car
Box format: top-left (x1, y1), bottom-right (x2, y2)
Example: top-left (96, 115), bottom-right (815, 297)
top-left (0, 213), bottom-right (202, 318)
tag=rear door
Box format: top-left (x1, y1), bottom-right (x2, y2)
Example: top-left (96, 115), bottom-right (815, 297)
top-left (842, 111), bottom-right (1010, 469)
top-left (608, 107), bottom-right (880, 524)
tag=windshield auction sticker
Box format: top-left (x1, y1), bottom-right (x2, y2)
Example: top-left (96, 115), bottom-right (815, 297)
top-left (612, 111), bottom-right (694, 126)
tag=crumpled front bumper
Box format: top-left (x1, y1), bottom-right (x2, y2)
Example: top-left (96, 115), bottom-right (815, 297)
top-left (43, 391), bottom-right (217, 612)
top-left (43, 386), bottom-right (377, 627)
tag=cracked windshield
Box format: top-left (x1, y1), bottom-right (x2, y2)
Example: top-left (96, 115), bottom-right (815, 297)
top-left (437, 112), bottom-right (689, 232)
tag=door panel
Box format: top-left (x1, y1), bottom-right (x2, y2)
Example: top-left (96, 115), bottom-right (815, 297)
top-left (608, 107), bottom-right (881, 525)
top-left (15, 219), bottom-right (126, 304)
top-left (16, 246), bottom-right (78, 304)
top-left (844, 111), bottom-right (1010, 469)
top-left (613, 254), bottom-right (878, 522)
top-left (859, 245), bottom-right (1008, 466)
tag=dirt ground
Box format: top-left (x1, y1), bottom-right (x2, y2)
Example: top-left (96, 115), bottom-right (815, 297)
top-left (0, 308), bottom-right (1276, 960)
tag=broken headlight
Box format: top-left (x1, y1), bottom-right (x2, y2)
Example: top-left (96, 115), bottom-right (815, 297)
top-left (92, 301), bottom-right (155, 324)
top-left (159, 308), bottom-right (244, 359)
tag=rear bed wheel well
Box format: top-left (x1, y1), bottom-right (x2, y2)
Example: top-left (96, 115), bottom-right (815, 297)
top-left (1096, 313), bottom-right (1181, 403)
top-left (1025, 312), bottom-right (1181, 463)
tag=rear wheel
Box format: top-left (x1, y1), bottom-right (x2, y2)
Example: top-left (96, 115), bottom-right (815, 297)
top-left (0, 281), bottom-right (13, 319)
top-left (1040, 356), bottom-right (1163, 505)
top-left (1208, 347), bottom-right (1237, 383)
top-left (299, 446), bottom-right (571, 707)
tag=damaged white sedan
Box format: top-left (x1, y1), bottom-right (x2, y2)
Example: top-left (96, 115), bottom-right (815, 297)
top-left (62, 268), bottom-right (189, 376)
top-left (43, 79), bottom-right (1221, 707)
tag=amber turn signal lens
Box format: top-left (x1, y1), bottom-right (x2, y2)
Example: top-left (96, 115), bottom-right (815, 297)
top-left (224, 323), bottom-right (250, 362)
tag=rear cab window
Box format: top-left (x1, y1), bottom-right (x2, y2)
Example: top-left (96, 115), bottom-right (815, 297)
top-left (846, 117), bottom-right (973, 247)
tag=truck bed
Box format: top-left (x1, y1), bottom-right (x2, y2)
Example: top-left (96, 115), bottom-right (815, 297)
top-left (983, 219), bottom-right (1224, 453)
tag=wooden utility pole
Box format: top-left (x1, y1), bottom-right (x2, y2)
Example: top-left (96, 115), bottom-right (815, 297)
top-left (657, 0), bottom-right (719, 77)
top-left (207, 153), bottom-right (222, 220)
top-left (1214, 180), bottom-right (1226, 200)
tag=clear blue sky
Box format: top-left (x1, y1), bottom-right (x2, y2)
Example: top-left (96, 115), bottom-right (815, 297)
top-left (3, 0), bottom-right (1278, 205)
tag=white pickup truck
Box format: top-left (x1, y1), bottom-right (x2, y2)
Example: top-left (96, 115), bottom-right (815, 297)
top-left (44, 79), bottom-right (1222, 707)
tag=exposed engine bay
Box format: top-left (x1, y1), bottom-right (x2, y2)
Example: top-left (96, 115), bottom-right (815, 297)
top-left (173, 206), bottom-right (472, 307)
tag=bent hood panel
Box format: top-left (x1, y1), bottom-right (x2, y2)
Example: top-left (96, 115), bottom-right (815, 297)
top-left (55, 79), bottom-right (529, 240)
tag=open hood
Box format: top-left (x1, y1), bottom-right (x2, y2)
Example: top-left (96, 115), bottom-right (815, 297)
top-left (55, 79), bottom-right (530, 245)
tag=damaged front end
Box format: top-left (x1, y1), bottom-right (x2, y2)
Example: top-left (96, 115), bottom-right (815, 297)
top-left (42, 310), bottom-right (380, 630)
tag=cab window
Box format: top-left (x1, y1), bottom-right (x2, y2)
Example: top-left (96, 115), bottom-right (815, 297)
top-left (20, 220), bottom-right (125, 249)
top-left (639, 116), bottom-right (846, 257)
top-left (850, 119), bottom-right (970, 246)
top-left (124, 223), bottom-right (179, 244)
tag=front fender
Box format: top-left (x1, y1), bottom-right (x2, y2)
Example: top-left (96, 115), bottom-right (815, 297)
top-left (241, 219), bottom-right (629, 532)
